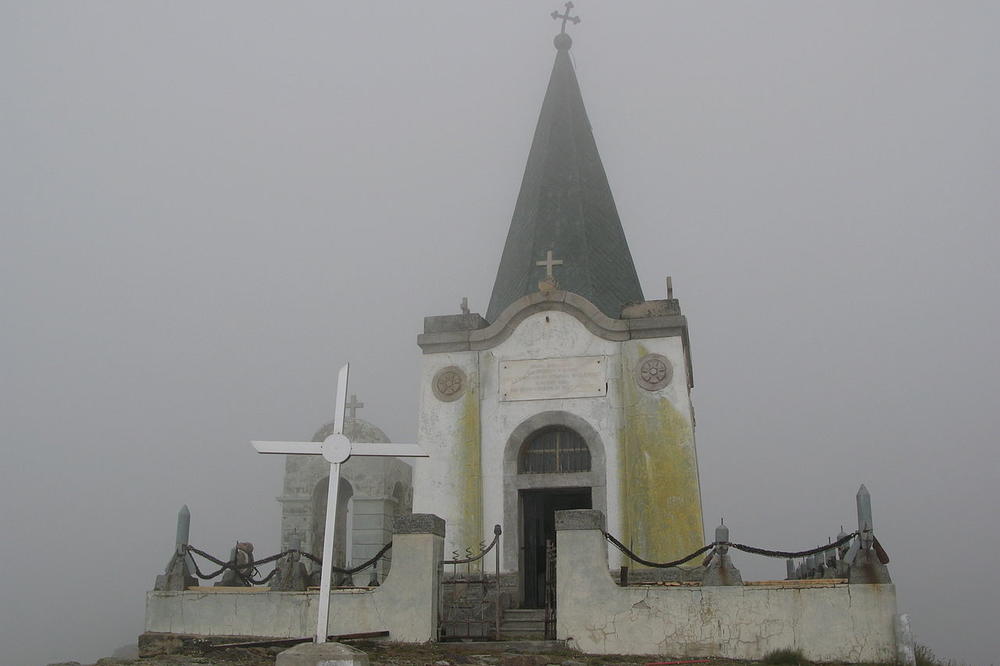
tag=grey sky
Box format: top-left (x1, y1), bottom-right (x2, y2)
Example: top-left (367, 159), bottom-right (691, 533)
top-left (2, 2), bottom-right (998, 665)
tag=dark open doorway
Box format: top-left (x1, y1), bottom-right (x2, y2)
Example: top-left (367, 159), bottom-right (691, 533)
top-left (520, 487), bottom-right (592, 608)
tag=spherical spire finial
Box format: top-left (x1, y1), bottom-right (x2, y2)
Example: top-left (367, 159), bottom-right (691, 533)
top-left (551, 2), bottom-right (580, 50)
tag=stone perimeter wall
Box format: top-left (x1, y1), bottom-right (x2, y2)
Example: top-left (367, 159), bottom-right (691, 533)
top-left (145, 515), bottom-right (444, 643)
top-left (556, 510), bottom-right (898, 663)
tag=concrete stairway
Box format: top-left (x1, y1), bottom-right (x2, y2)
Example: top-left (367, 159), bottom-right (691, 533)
top-left (499, 608), bottom-right (547, 640)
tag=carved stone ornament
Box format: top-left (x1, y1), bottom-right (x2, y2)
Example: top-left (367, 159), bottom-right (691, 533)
top-left (432, 366), bottom-right (466, 402)
top-left (636, 353), bottom-right (673, 391)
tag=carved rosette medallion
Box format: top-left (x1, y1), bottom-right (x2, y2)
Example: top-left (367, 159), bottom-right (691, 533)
top-left (432, 366), bottom-right (466, 402)
top-left (635, 353), bottom-right (673, 391)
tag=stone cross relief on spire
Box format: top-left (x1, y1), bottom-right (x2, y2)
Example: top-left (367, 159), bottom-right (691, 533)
top-left (536, 249), bottom-right (564, 291)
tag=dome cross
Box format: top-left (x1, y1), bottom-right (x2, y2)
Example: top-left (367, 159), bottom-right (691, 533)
top-left (344, 393), bottom-right (364, 420)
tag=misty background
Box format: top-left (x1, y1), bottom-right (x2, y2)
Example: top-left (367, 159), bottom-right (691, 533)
top-left (2, 2), bottom-right (998, 665)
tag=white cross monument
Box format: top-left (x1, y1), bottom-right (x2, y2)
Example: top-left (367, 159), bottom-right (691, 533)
top-left (252, 363), bottom-right (429, 644)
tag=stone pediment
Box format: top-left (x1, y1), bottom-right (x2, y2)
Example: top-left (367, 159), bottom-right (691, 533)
top-left (418, 291), bottom-right (692, 386)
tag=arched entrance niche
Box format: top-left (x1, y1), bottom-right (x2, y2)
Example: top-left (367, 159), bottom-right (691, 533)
top-left (311, 476), bottom-right (355, 579)
top-left (502, 411), bottom-right (607, 607)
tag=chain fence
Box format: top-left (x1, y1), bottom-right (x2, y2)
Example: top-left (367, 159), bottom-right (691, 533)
top-left (183, 542), bottom-right (392, 586)
top-left (604, 530), bottom-right (860, 569)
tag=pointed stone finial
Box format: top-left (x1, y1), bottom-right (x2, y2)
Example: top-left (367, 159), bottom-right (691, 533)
top-left (848, 484), bottom-right (892, 584)
top-left (460, 297), bottom-right (470, 315)
top-left (704, 519), bottom-right (742, 586)
top-left (857, 484), bottom-right (874, 550)
top-left (666, 276), bottom-right (674, 299)
top-left (155, 504), bottom-right (197, 591)
top-left (715, 519), bottom-right (729, 548)
top-left (176, 505), bottom-right (191, 549)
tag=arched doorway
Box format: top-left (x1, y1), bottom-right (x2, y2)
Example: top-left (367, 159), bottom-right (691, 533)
top-left (502, 412), bottom-right (608, 608)
top-left (311, 476), bottom-right (355, 580)
top-left (518, 426), bottom-right (593, 607)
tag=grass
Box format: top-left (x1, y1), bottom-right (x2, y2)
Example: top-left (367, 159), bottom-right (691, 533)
top-left (915, 643), bottom-right (971, 666)
top-left (762, 648), bottom-right (811, 665)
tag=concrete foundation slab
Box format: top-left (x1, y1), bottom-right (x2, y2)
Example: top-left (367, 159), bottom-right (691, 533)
top-left (275, 641), bottom-right (369, 666)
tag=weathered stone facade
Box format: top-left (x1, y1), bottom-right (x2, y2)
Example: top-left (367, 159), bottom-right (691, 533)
top-left (413, 291), bottom-right (705, 582)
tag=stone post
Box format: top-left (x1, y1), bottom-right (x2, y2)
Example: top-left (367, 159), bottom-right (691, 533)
top-left (365, 513), bottom-right (444, 643)
top-left (857, 484), bottom-right (874, 550)
top-left (848, 485), bottom-right (892, 584)
top-left (273, 535), bottom-right (309, 591)
top-left (217, 542), bottom-right (254, 587)
top-left (154, 505), bottom-right (197, 591)
top-left (785, 559), bottom-right (795, 580)
top-left (703, 521), bottom-right (742, 586)
top-left (895, 613), bottom-right (917, 666)
top-left (835, 527), bottom-right (851, 578)
top-left (176, 504), bottom-right (190, 547)
top-left (554, 509), bottom-right (619, 644)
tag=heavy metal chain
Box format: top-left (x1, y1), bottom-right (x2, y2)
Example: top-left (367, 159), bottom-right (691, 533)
top-left (604, 530), bottom-right (860, 568)
top-left (184, 542), bottom-right (392, 584)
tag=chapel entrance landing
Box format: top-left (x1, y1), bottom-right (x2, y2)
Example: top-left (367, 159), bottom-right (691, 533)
top-left (520, 487), bottom-right (591, 608)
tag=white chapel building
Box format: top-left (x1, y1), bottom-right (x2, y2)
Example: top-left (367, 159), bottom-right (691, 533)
top-left (410, 30), bottom-right (705, 607)
top-left (276, 28), bottom-right (705, 609)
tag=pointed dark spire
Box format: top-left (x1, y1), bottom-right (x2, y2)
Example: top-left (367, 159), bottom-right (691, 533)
top-left (486, 23), bottom-right (644, 321)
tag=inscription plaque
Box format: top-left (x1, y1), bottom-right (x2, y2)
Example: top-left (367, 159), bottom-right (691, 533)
top-left (500, 356), bottom-right (607, 402)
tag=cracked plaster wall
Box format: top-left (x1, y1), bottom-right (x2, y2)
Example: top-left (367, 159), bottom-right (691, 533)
top-left (557, 521), bottom-right (897, 663)
top-left (145, 531), bottom-right (441, 643)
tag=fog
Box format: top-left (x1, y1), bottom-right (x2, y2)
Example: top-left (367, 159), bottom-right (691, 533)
top-left (2, 3), bottom-right (998, 665)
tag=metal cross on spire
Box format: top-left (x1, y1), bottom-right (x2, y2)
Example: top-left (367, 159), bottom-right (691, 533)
top-left (551, 2), bottom-right (581, 35)
top-left (344, 393), bottom-right (364, 420)
top-left (251, 363), bottom-right (429, 644)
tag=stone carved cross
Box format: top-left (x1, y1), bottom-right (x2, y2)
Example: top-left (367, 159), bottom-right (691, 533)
top-left (536, 249), bottom-right (564, 280)
top-left (344, 393), bottom-right (364, 420)
top-left (252, 363), bottom-right (428, 644)
top-left (551, 2), bottom-right (581, 34)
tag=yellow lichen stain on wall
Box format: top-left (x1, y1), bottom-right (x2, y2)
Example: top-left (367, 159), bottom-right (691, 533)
top-left (620, 345), bottom-right (705, 566)
top-left (456, 386), bottom-right (484, 569)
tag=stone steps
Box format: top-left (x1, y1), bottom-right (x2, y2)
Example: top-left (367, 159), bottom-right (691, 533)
top-left (499, 609), bottom-right (548, 640)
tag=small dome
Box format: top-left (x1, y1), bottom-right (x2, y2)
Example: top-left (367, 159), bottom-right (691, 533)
top-left (554, 33), bottom-right (572, 50)
top-left (312, 418), bottom-right (391, 444)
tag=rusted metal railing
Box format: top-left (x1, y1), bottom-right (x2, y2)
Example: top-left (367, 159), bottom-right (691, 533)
top-left (440, 524), bottom-right (503, 640)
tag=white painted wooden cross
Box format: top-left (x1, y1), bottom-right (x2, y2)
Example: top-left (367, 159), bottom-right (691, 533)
top-left (251, 363), bottom-right (428, 644)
